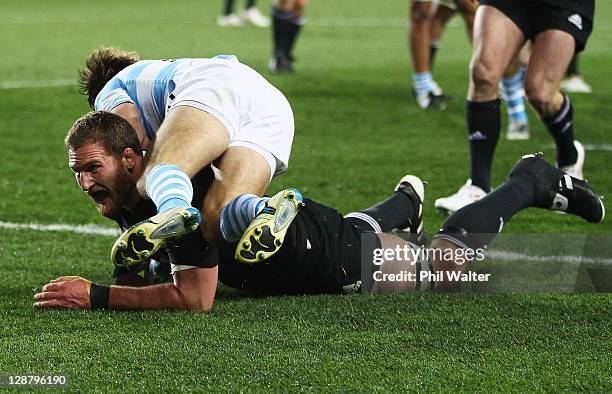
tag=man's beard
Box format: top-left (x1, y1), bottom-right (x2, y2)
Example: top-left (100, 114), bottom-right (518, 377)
top-left (94, 168), bottom-right (134, 219)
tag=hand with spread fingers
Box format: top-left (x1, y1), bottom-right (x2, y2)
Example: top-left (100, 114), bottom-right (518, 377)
top-left (34, 276), bottom-right (93, 310)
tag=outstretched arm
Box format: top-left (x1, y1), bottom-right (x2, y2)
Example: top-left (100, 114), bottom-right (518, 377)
top-left (33, 266), bottom-right (218, 312)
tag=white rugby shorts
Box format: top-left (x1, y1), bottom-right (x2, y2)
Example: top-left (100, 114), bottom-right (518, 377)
top-left (168, 56), bottom-right (294, 179)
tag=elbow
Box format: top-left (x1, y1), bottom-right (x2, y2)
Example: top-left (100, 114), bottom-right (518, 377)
top-left (183, 299), bottom-right (213, 312)
top-left (171, 266), bottom-right (218, 312)
top-left (177, 291), bottom-right (214, 312)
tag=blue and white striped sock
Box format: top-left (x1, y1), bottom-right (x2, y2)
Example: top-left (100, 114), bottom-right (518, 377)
top-left (220, 194), bottom-right (269, 242)
top-left (500, 65), bottom-right (528, 123)
top-left (412, 72), bottom-right (434, 96)
top-left (145, 164), bottom-right (193, 213)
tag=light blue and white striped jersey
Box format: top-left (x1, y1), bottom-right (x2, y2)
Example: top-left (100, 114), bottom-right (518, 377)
top-left (94, 55), bottom-right (239, 139)
top-left (94, 55), bottom-right (295, 174)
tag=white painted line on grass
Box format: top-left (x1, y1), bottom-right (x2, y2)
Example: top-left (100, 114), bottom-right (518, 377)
top-left (0, 221), bottom-right (120, 237)
top-left (3, 15), bottom-right (612, 31)
top-left (0, 79), bottom-right (75, 90)
top-left (308, 18), bottom-right (612, 30)
top-left (543, 143), bottom-right (612, 153)
top-left (308, 17), bottom-right (408, 28)
top-left (487, 250), bottom-right (612, 266)
top-left (1, 220), bottom-right (610, 266)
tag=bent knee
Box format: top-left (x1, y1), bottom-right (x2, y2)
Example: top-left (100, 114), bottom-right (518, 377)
top-left (470, 60), bottom-right (501, 94)
top-left (525, 82), bottom-right (558, 115)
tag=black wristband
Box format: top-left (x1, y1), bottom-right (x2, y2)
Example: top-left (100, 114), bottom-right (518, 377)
top-left (89, 283), bottom-right (110, 310)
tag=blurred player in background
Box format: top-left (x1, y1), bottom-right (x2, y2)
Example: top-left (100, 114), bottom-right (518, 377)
top-left (409, 0), bottom-right (452, 110)
top-left (218, 0), bottom-right (270, 27)
top-left (269, 0), bottom-right (308, 73)
top-left (34, 113), bottom-right (604, 310)
top-left (435, 0), bottom-right (594, 213)
top-left (409, 0), bottom-right (531, 137)
top-left (561, 53), bottom-right (593, 93)
top-left (499, 44), bottom-right (531, 140)
top-left (409, 0), bottom-right (476, 110)
top-left (78, 47), bottom-right (295, 266)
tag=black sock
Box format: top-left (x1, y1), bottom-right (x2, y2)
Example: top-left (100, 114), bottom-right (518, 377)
top-left (467, 99), bottom-right (501, 192)
top-left (543, 95), bottom-right (577, 168)
top-left (224, 0), bottom-right (236, 15)
top-left (286, 18), bottom-right (303, 58)
top-left (436, 177), bottom-right (535, 250)
top-left (429, 41), bottom-right (440, 70)
top-left (272, 7), bottom-right (292, 58)
top-left (566, 54), bottom-right (579, 77)
top-left (345, 191), bottom-right (416, 233)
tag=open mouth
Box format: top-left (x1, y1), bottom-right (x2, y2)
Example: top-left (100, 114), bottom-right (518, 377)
top-left (90, 190), bottom-right (111, 204)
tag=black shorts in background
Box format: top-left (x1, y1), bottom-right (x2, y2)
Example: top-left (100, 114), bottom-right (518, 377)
top-left (480, 0), bottom-right (594, 52)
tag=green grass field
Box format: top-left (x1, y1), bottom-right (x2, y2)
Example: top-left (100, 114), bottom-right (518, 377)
top-left (1, 0), bottom-right (611, 391)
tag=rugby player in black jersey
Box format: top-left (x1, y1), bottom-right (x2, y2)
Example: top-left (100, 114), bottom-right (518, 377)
top-left (34, 111), bottom-right (604, 311)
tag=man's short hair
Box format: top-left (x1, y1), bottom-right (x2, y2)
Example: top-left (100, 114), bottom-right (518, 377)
top-left (78, 47), bottom-right (140, 108)
top-left (65, 111), bottom-right (143, 157)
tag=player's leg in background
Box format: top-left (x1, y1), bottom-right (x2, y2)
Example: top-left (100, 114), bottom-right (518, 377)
top-left (409, 0), bottom-right (448, 110)
top-left (524, 30), bottom-right (583, 179)
top-left (241, 0), bottom-right (270, 27)
top-left (561, 54), bottom-right (592, 93)
top-left (204, 146), bottom-right (272, 245)
top-left (434, 4), bottom-right (525, 214)
top-left (428, 3), bottom-right (455, 73)
top-left (425, 0), bottom-right (476, 94)
top-left (287, 1), bottom-right (306, 61)
top-left (218, 0), bottom-right (242, 27)
top-left (453, 1), bottom-right (528, 143)
top-left (269, 0), bottom-right (306, 73)
top-left (566, 53), bottom-right (579, 77)
top-left (453, 0), bottom-right (477, 41)
top-left (409, 1), bottom-right (433, 81)
top-left (501, 45), bottom-right (530, 140)
top-left (466, 5), bottom-right (524, 192)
